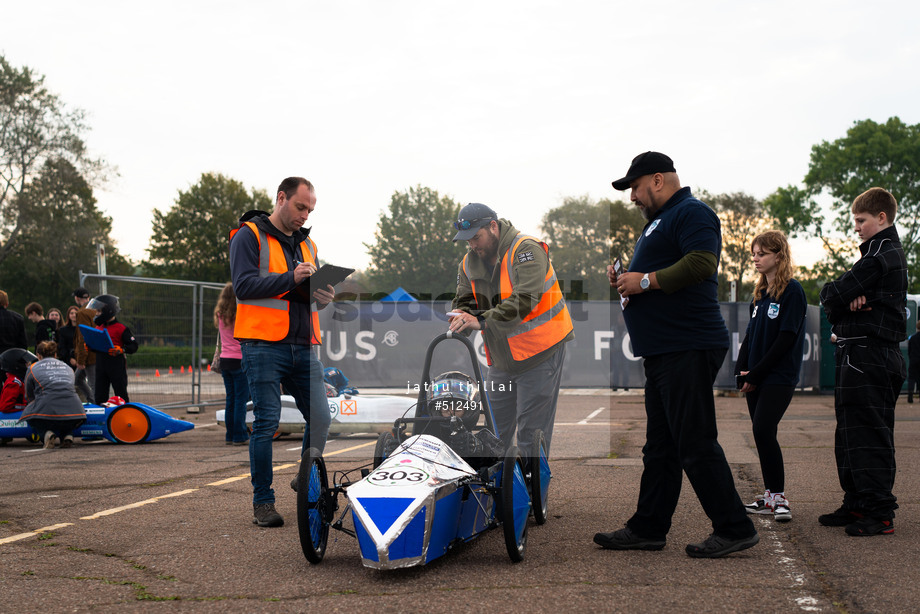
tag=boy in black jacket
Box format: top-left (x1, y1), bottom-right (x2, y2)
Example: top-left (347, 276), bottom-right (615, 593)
top-left (819, 187), bottom-right (907, 536)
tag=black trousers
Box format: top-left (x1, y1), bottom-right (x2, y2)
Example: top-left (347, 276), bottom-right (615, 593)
top-left (94, 355), bottom-right (129, 405)
top-left (626, 348), bottom-right (755, 540)
top-left (834, 343), bottom-right (904, 518)
top-left (745, 384), bottom-right (795, 494)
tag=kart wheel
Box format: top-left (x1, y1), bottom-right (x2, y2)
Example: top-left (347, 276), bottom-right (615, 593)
top-left (297, 447), bottom-right (330, 564)
top-left (499, 445), bottom-right (529, 562)
top-left (107, 405), bottom-right (151, 444)
top-left (372, 431), bottom-right (397, 469)
top-left (529, 430), bottom-right (551, 525)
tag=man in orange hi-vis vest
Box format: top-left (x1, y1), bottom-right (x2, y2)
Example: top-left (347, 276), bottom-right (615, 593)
top-left (447, 203), bottom-right (573, 459)
top-left (229, 177), bottom-right (335, 528)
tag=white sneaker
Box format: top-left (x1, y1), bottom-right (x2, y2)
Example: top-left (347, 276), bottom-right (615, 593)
top-left (43, 431), bottom-right (57, 449)
top-left (744, 490), bottom-right (773, 515)
top-left (773, 493), bottom-right (792, 522)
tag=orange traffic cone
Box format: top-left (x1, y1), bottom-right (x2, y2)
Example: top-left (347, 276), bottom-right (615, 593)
top-left (135, 371), bottom-right (140, 378)
top-left (169, 366), bottom-right (173, 375)
top-left (180, 365), bottom-right (184, 374)
top-left (155, 369), bottom-right (160, 377)
top-left (207, 364), bottom-right (211, 371)
top-left (188, 365), bottom-right (192, 373)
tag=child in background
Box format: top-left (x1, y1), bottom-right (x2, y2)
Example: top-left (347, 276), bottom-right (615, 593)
top-left (819, 187), bottom-right (907, 536)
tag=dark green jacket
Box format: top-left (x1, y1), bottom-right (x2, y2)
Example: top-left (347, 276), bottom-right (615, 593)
top-left (452, 219), bottom-right (573, 374)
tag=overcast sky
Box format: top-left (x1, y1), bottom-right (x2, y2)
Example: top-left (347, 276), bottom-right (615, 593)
top-left (2, 0), bottom-right (918, 272)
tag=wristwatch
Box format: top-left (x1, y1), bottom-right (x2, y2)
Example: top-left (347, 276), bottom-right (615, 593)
top-left (640, 273), bottom-right (651, 291)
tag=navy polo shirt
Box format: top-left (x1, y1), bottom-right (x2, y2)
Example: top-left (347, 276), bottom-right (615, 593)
top-left (745, 279), bottom-right (807, 386)
top-left (622, 187), bottom-right (729, 357)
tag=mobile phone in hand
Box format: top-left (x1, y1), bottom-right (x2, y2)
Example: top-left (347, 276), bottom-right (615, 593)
top-left (735, 374), bottom-right (746, 389)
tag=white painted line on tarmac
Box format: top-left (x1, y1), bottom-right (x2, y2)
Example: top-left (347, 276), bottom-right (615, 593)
top-left (207, 475), bottom-right (250, 486)
top-left (196, 423), bottom-right (217, 428)
top-left (80, 489), bottom-right (199, 520)
top-left (577, 407), bottom-right (605, 424)
top-left (755, 519), bottom-right (824, 611)
top-left (0, 523), bottom-right (75, 545)
top-left (325, 441), bottom-right (375, 456)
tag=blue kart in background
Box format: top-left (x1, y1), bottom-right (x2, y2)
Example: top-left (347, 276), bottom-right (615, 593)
top-left (295, 332), bottom-right (552, 569)
top-left (0, 401), bottom-right (195, 445)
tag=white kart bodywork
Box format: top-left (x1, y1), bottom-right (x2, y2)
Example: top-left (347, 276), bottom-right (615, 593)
top-left (216, 393), bottom-right (417, 435)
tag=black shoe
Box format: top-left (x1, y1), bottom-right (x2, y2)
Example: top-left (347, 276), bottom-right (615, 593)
top-left (252, 503), bottom-right (284, 527)
top-left (685, 532), bottom-right (759, 558)
top-left (845, 517), bottom-right (894, 536)
top-left (908, 396), bottom-right (914, 404)
top-left (818, 507), bottom-right (862, 527)
top-left (290, 476), bottom-right (298, 492)
top-left (593, 527), bottom-right (665, 551)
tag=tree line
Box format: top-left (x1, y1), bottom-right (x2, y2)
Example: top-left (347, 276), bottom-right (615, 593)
top-left (3, 54), bottom-right (918, 311)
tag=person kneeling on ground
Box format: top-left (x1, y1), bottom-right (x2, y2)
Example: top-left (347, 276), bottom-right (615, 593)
top-left (21, 341), bottom-right (87, 449)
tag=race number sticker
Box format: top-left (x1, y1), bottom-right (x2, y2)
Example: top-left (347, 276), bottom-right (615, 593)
top-left (367, 467), bottom-right (430, 486)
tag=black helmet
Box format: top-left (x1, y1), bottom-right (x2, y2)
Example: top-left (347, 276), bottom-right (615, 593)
top-left (88, 294), bottom-right (120, 325)
top-left (427, 371), bottom-right (481, 429)
top-left (0, 348), bottom-right (38, 378)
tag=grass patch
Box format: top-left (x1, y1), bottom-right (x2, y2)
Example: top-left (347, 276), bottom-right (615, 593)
top-left (37, 532), bottom-right (55, 540)
top-left (68, 546), bottom-right (92, 553)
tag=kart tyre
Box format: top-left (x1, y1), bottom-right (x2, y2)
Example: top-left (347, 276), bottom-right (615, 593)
top-left (297, 447), bottom-right (330, 564)
top-left (107, 404), bottom-right (151, 444)
top-left (529, 429), bottom-right (551, 525)
top-left (499, 445), bottom-right (529, 562)
top-left (373, 431), bottom-right (398, 469)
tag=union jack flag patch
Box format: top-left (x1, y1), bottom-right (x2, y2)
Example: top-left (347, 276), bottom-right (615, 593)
top-left (517, 251), bottom-right (535, 263)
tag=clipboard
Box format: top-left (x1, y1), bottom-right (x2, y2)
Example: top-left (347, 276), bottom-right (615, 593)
top-left (282, 264), bottom-right (355, 304)
top-left (79, 324), bottom-right (114, 352)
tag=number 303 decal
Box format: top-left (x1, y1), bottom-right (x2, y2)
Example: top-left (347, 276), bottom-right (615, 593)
top-left (369, 468), bottom-right (429, 485)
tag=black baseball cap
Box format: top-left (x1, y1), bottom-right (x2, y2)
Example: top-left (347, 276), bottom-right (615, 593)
top-left (452, 203), bottom-right (498, 242)
top-left (611, 151), bottom-right (676, 190)
top-left (73, 287), bottom-right (90, 299)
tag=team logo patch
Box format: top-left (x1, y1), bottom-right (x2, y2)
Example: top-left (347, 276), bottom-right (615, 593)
top-left (645, 219), bottom-right (661, 237)
top-left (767, 303), bottom-right (780, 319)
top-left (517, 251), bottom-right (535, 263)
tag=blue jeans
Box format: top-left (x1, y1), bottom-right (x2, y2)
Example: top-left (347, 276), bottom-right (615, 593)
top-left (242, 342), bottom-right (330, 505)
top-left (221, 367), bottom-right (250, 443)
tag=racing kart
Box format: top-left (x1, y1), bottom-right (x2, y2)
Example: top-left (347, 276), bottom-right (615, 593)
top-left (295, 332), bottom-right (552, 569)
top-left (0, 401), bottom-right (195, 445)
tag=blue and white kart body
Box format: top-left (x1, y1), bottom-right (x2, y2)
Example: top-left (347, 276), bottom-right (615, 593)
top-left (0, 402), bottom-right (194, 445)
top-left (348, 434), bottom-right (499, 569)
top-left (294, 332), bottom-right (552, 568)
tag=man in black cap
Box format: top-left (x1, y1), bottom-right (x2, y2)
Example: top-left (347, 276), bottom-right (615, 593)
top-left (72, 287), bottom-right (97, 400)
top-left (448, 203), bottom-right (574, 458)
top-left (593, 152), bottom-right (758, 558)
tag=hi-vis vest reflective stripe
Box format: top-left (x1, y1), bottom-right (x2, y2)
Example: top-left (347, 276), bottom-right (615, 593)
top-left (229, 221), bottom-right (322, 344)
top-left (462, 234), bottom-right (573, 363)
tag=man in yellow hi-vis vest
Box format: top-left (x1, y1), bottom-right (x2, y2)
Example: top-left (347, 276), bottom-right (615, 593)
top-left (229, 177), bottom-right (335, 528)
top-left (448, 203), bottom-right (573, 458)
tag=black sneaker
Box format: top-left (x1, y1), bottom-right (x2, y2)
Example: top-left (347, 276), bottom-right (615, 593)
top-left (845, 517), bottom-right (893, 536)
top-left (685, 532), bottom-right (759, 558)
top-left (593, 527), bottom-right (666, 551)
top-left (252, 503), bottom-right (284, 527)
top-left (818, 507), bottom-right (862, 527)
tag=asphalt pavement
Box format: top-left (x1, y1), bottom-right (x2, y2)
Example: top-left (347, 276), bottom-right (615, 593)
top-left (1, 390), bottom-right (917, 613)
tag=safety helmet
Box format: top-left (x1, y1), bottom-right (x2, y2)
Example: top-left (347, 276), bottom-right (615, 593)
top-left (88, 294), bottom-right (120, 325)
top-left (0, 348), bottom-right (38, 378)
top-left (106, 396), bottom-right (126, 406)
top-left (427, 371), bottom-right (481, 428)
